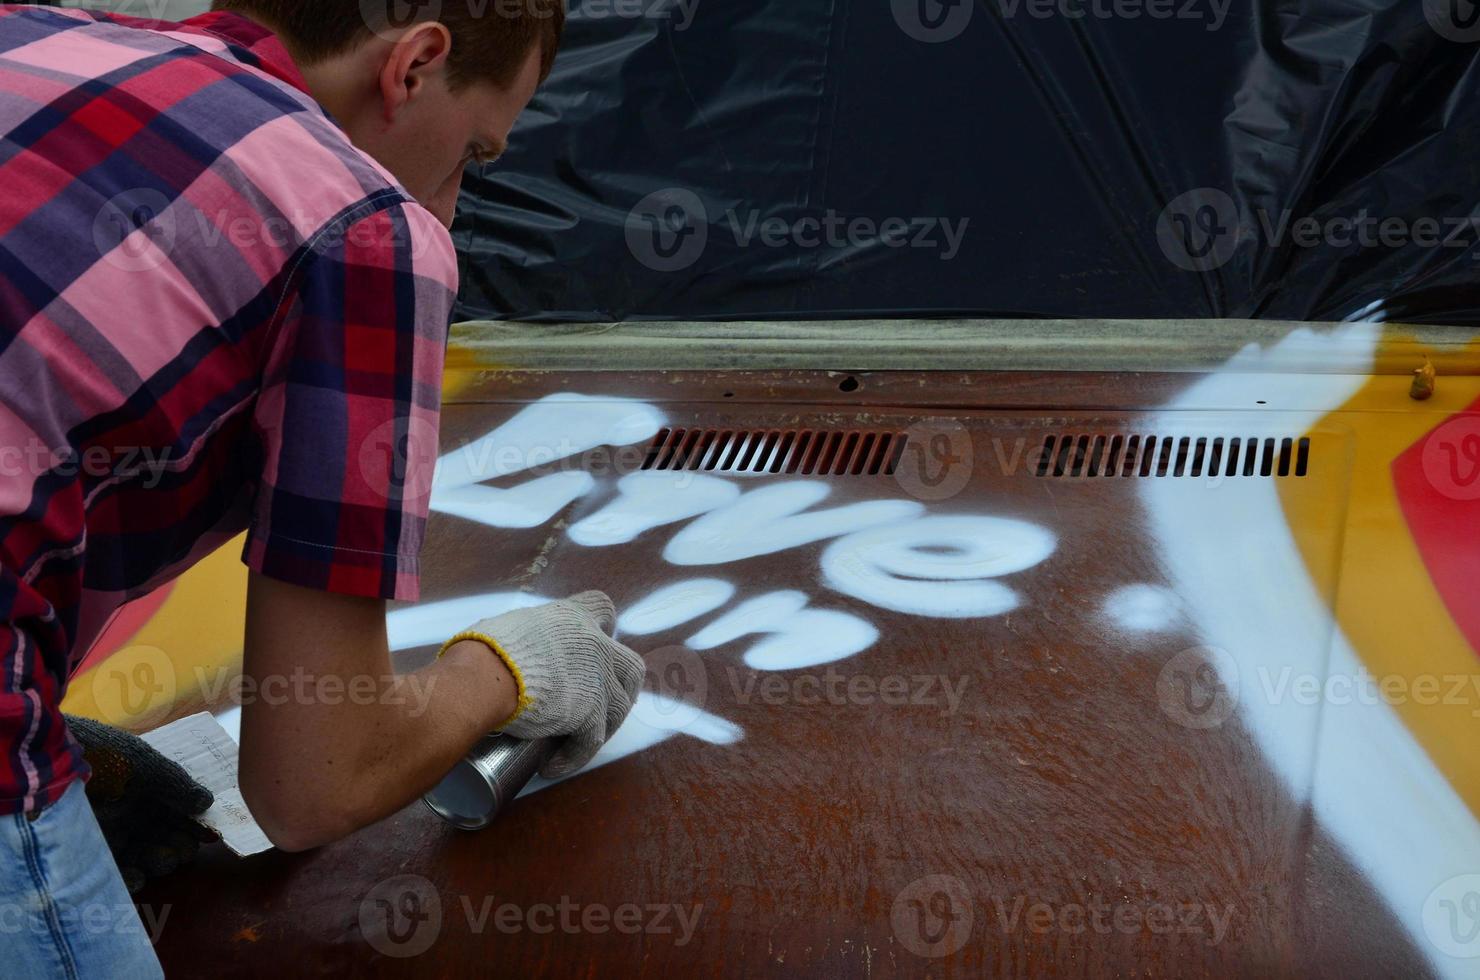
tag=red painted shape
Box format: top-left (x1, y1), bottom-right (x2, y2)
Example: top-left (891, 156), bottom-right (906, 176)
top-left (74, 583), bottom-right (176, 675)
top-left (1392, 398), bottom-right (1480, 658)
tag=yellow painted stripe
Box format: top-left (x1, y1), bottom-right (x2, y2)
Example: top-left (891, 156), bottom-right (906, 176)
top-left (1279, 329), bottom-right (1480, 817)
top-left (62, 536), bottom-right (248, 731)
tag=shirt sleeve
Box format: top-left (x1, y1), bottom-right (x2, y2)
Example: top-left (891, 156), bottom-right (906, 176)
top-left (243, 201), bottom-right (457, 602)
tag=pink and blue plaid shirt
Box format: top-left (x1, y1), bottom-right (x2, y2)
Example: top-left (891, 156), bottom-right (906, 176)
top-left (0, 6), bottom-right (457, 815)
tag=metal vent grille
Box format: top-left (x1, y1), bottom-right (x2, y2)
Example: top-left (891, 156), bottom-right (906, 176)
top-left (1035, 434), bottom-right (1311, 479)
top-left (642, 428), bottom-right (909, 476)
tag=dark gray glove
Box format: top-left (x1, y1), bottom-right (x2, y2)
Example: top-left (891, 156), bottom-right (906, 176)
top-left (65, 715), bottom-right (216, 894)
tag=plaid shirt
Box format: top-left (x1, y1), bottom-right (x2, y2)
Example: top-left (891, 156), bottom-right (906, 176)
top-left (0, 7), bottom-right (457, 815)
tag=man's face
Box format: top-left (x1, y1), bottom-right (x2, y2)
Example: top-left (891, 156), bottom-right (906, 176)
top-left (344, 43), bottom-right (545, 228)
top-left (385, 49), bottom-right (543, 227)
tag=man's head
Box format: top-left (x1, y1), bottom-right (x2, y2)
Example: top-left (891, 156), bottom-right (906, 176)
top-left (213, 1), bottom-right (563, 226)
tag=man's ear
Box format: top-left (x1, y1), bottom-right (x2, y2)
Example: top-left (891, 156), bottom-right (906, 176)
top-left (377, 21), bottom-right (454, 124)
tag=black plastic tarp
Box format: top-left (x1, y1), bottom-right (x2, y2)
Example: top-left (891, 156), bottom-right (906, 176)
top-left (452, 0), bottom-right (1480, 325)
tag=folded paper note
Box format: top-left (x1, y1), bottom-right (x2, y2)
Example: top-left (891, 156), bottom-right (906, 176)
top-left (141, 711), bottom-right (273, 857)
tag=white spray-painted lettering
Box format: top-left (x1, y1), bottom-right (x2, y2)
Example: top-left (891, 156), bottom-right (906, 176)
top-left (521, 690), bottom-right (744, 795)
top-left (686, 591), bottom-right (881, 671)
top-left (433, 393), bottom-right (665, 491)
top-left (385, 595), bottom-right (744, 797)
top-left (417, 395), bottom-right (1055, 779)
top-left (617, 579), bottom-right (737, 636)
top-left (821, 515), bottom-right (1056, 618)
top-left (662, 481), bottom-right (924, 566)
top-left (433, 473), bottom-right (595, 529)
top-left (569, 472), bottom-right (740, 547)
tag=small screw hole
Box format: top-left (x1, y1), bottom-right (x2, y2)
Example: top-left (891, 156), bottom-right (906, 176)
top-left (840, 376), bottom-right (861, 393)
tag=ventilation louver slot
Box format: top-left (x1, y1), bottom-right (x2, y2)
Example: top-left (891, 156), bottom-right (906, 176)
top-left (642, 428), bottom-right (909, 476)
top-left (1034, 434), bottom-right (1311, 479)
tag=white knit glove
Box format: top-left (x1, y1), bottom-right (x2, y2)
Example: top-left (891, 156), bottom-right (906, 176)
top-left (442, 592), bottom-right (645, 779)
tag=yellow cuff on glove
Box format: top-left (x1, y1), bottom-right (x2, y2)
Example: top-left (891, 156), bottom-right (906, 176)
top-left (437, 630), bottom-right (534, 729)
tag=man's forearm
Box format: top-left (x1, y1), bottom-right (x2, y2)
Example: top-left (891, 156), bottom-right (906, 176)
top-left (238, 575), bottom-right (520, 852)
top-left (242, 642), bottom-right (518, 852)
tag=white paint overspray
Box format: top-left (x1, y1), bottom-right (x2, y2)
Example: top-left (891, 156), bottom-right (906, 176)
top-left (821, 516), bottom-right (1057, 618)
top-left (431, 473), bottom-right (595, 529)
top-left (664, 481), bottom-right (923, 566)
top-left (432, 393), bottom-right (665, 491)
top-left (1140, 321), bottom-right (1480, 980)
top-left (1103, 584), bottom-right (1184, 633)
top-left (519, 691), bottom-right (743, 796)
top-left (686, 591), bottom-right (880, 671)
top-left (387, 593), bottom-right (553, 651)
top-left (618, 579), bottom-right (737, 636)
top-left (569, 472), bottom-right (740, 547)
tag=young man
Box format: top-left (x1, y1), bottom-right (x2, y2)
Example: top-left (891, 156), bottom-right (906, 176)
top-left (0, 3), bottom-right (644, 976)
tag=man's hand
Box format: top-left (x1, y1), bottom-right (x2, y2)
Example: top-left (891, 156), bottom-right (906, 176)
top-left (447, 591), bottom-right (645, 779)
top-left (238, 575), bottom-right (644, 852)
top-left (64, 715), bottom-right (215, 894)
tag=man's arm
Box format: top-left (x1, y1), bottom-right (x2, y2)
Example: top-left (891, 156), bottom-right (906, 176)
top-left (238, 572), bottom-right (518, 852)
top-left (232, 197), bottom-right (645, 849)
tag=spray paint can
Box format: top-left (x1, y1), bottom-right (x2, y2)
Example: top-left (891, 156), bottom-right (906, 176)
top-left (423, 735), bottom-right (558, 830)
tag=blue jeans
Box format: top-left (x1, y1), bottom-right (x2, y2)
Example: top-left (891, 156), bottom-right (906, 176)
top-left (0, 780), bottom-right (164, 979)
